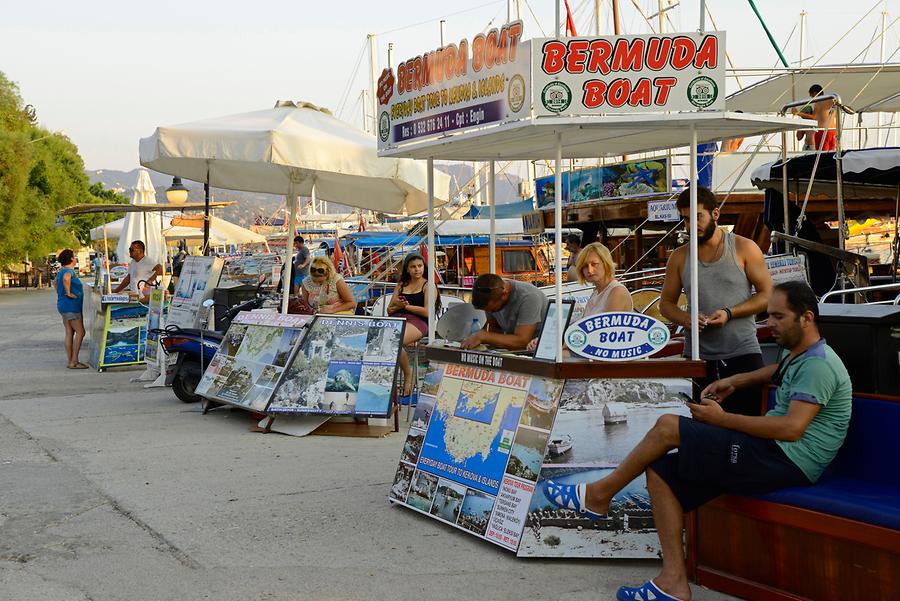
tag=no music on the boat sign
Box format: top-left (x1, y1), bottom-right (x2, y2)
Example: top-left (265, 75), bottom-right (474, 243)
top-left (565, 312), bottom-right (670, 361)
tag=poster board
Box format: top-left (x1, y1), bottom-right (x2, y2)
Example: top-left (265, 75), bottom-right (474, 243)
top-left (195, 312), bottom-right (311, 412)
top-left (166, 256), bottom-right (224, 330)
top-left (534, 300), bottom-right (575, 361)
top-left (518, 378), bottom-right (692, 558)
top-left (218, 253), bottom-right (281, 289)
top-left (95, 301), bottom-right (148, 369)
top-left (267, 315), bottom-right (405, 417)
top-left (144, 289), bottom-right (166, 365)
top-left (389, 362), bottom-right (565, 551)
top-left (536, 158), bottom-right (669, 207)
top-left (765, 253), bottom-right (809, 286)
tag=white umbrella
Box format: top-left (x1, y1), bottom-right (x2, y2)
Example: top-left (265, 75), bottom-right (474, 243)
top-left (116, 169), bottom-right (165, 267)
top-left (139, 100), bottom-right (451, 311)
top-left (91, 215), bottom-right (266, 246)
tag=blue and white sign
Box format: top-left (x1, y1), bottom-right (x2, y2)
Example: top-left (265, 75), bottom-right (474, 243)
top-left (564, 312), bottom-right (670, 361)
top-left (647, 200), bottom-right (679, 222)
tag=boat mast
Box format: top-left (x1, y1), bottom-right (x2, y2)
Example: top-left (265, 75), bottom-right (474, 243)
top-left (747, 0), bottom-right (790, 68)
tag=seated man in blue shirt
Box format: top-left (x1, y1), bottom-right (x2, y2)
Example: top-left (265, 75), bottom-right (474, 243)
top-left (544, 281), bottom-right (852, 601)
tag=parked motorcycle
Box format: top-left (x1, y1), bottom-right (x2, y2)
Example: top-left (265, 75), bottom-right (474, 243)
top-left (155, 295), bottom-right (265, 403)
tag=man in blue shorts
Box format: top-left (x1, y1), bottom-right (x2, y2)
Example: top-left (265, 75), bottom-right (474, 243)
top-left (543, 281), bottom-right (852, 601)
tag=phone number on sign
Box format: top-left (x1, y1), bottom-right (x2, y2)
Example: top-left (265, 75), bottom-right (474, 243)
top-left (393, 99), bottom-right (504, 143)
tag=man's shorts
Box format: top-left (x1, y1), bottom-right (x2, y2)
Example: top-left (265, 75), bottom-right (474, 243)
top-left (650, 416), bottom-right (811, 513)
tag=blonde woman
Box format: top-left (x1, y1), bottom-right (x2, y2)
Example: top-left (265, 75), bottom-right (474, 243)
top-left (575, 242), bottom-right (633, 315)
top-left (300, 257), bottom-right (356, 314)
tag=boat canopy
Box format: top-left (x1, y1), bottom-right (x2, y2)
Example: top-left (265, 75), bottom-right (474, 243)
top-left (464, 199), bottom-right (536, 219)
top-left (343, 232), bottom-right (537, 249)
top-left (751, 148), bottom-right (900, 198)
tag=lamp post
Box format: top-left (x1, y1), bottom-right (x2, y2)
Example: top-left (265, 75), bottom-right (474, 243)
top-left (165, 177), bottom-right (189, 204)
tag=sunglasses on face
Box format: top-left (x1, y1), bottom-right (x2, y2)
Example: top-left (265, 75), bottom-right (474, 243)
top-left (310, 267), bottom-right (327, 275)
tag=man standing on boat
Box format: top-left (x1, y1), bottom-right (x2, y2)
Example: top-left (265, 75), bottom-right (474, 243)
top-left (659, 186), bottom-right (773, 415)
top-left (546, 281), bottom-right (851, 601)
top-left (791, 84), bottom-right (837, 151)
top-left (564, 233), bottom-right (582, 282)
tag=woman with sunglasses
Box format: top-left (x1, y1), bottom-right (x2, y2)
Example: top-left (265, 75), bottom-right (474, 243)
top-left (387, 253), bottom-right (439, 398)
top-left (300, 257), bottom-right (356, 315)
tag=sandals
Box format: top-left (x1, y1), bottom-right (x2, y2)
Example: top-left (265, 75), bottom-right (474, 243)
top-left (67, 362), bottom-right (89, 369)
top-left (543, 480), bottom-right (606, 519)
top-left (616, 580), bottom-right (687, 601)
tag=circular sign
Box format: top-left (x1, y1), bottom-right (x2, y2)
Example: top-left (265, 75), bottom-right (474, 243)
top-left (564, 312), bottom-right (671, 362)
top-left (378, 112), bottom-right (390, 143)
top-left (687, 76), bottom-right (718, 109)
top-left (507, 74), bottom-right (526, 113)
top-left (109, 265), bottom-right (129, 280)
top-left (541, 81), bottom-right (572, 114)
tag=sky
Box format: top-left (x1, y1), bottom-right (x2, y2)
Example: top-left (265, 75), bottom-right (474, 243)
top-left (1, 0), bottom-right (897, 171)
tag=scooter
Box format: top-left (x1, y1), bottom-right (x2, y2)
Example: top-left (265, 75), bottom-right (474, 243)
top-left (156, 295), bottom-right (265, 403)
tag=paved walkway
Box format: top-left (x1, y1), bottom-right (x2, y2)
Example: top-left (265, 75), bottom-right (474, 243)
top-left (0, 288), bottom-right (737, 601)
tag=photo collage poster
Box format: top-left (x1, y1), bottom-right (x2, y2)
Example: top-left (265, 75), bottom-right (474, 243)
top-left (390, 362), bottom-right (565, 552)
top-left (101, 302), bottom-right (149, 367)
top-left (144, 288), bottom-right (166, 364)
top-left (166, 256), bottom-right (224, 330)
top-left (266, 315), bottom-right (405, 417)
top-left (536, 158), bottom-right (669, 207)
top-left (517, 378), bottom-right (692, 559)
top-left (218, 253), bottom-right (282, 289)
top-left (196, 312), bottom-right (312, 412)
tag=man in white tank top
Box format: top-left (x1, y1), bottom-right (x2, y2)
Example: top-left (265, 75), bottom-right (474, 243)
top-left (659, 186), bottom-right (774, 415)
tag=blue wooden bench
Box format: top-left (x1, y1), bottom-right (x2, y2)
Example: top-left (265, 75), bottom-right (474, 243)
top-left (688, 391), bottom-right (900, 600)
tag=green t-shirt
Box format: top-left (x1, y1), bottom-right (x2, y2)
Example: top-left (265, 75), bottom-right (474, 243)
top-left (767, 339), bottom-right (852, 482)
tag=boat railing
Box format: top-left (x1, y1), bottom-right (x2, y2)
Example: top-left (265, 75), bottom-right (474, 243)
top-left (820, 281), bottom-right (900, 303)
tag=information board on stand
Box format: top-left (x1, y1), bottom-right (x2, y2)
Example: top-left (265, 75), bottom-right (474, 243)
top-left (389, 362), bottom-right (565, 551)
top-left (196, 312), bottom-right (311, 412)
top-left (267, 315), bottom-right (405, 418)
top-left (166, 256), bottom-right (224, 330)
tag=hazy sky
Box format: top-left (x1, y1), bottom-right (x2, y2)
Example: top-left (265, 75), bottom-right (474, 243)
top-left (1, 0), bottom-right (896, 170)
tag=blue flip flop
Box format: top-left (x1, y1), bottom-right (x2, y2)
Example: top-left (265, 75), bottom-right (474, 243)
top-left (616, 580), bottom-right (687, 601)
top-left (542, 480), bottom-right (606, 519)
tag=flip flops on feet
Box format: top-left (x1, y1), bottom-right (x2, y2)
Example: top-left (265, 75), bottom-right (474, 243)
top-left (542, 480), bottom-right (606, 519)
top-left (67, 362), bottom-right (89, 369)
top-left (616, 580), bottom-right (688, 601)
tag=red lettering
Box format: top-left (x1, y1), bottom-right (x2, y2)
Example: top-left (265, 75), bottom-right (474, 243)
top-left (397, 63), bottom-right (406, 94)
top-left (695, 35), bottom-right (718, 69)
top-left (566, 39), bottom-right (590, 73)
top-left (586, 39), bottom-right (613, 74)
top-left (430, 50), bottom-right (443, 83)
top-left (654, 77), bottom-right (677, 104)
top-left (611, 38), bottom-right (644, 71)
top-left (607, 78), bottom-right (630, 107)
top-left (646, 37), bottom-right (671, 70)
top-left (496, 26), bottom-right (509, 64)
top-left (457, 40), bottom-right (468, 76)
top-left (582, 80), bottom-right (606, 108)
top-left (405, 59), bottom-right (414, 92)
top-left (472, 34), bottom-right (485, 72)
top-left (413, 56), bottom-right (423, 90)
top-left (542, 40), bottom-right (566, 75)
top-left (671, 37), bottom-right (696, 69)
top-left (506, 21), bottom-right (523, 60)
top-left (630, 78), bottom-right (653, 106)
top-left (423, 52), bottom-right (432, 86)
top-left (444, 44), bottom-right (457, 79)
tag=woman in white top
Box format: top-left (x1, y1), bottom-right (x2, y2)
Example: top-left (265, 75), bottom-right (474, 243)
top-left (300, 256), bottom-right (356, 314)
top-left (576, 241), bottom-right (633, 315)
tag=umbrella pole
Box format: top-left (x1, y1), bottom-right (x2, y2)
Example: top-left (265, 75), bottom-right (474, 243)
top-left (689, 125), bottom-right (700, 361)
top-left (427, 157), bottom-right (436, 342)
top-left (102, 212), bottom-right (112, 294)
top-left (489, 161), bottom-right (496, 273)
top-left (554, 134), bottom-right (563, 363)
top-left (281, 182), bottom-right (297, 314)
top-left (203, 182), bottom-right (211, 256)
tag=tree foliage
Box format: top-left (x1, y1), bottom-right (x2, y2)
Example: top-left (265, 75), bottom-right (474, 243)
top-left (0, 70), bottom-right (122, 266)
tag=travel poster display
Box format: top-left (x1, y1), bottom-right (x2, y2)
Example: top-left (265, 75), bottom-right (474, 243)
top-left (536, 158), bottom-right (668, 207)
top-left (267, 315), bottom-right (405, 417)
top-left (144, 289), bottom-right (166, 365)
top-left (218, 253), bottom-right (281, 289)
top-left (166, 256), bottom-right (224, 330)
top-left (517, 378), bottom-right (692, 559)
top-left (196, 312), bottom-right (311, 412)
top-left (98, 302), bottom-right (149, 368)
top-left (390, 362), bottom-right (565, 552)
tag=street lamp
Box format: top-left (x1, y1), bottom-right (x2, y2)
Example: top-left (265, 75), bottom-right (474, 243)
top-left (165, 176), bottom-right (189, 204)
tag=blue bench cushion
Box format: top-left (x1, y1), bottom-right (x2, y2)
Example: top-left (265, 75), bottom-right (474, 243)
top-left (754, 476), bottom-right (900, 530)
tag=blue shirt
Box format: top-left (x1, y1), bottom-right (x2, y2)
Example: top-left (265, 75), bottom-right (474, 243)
top-left (56, 267), bottom-right (84, 314)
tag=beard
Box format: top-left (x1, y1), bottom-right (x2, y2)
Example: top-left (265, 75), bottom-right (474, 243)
top-left (696, 220), bottom-right (717, 244)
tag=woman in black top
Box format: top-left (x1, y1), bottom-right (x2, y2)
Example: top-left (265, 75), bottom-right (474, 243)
top-left (387, 254), bottom-right (439, 397)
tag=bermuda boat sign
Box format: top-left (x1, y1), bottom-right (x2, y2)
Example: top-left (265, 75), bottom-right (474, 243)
top-left (564, 312), bottom-right (669, 361)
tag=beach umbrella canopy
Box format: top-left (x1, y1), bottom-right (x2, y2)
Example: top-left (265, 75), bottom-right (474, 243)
top-left (115, 169), bottom-right (165, 266)
top-left (139, 101), bottom-right (450, 215)
top-left (91, 214), bottom-right (266, 245)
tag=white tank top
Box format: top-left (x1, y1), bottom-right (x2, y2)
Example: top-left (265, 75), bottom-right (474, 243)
top-left (583, 279), bottom-right (632, 316)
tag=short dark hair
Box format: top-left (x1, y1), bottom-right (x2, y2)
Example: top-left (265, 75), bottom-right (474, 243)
top-left (58, 249), bottom-right (75, 266)
top-left (130, 240), bottom-right (145, 252)
top-left (294, 235), bottom-right (304, 244)
top-left (774, 281), bottom-right (819, 322)
top-left (809, 84), bottom-right (823, 96)
top-left (676, 185), bottom-right (717, 212)
top-left (471, 273), bottom-right (504, 309)
top-left (564, 233), bottom-right (582, 246)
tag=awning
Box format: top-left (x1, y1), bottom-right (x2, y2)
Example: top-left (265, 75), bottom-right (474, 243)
top-left (751, 148), bottom-right (900, 198)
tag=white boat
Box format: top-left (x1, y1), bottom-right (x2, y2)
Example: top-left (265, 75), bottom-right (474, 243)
top-left (547, 434), bottom-right (574, 456)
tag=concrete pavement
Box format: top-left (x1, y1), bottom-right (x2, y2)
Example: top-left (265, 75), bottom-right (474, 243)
top-left (0, 288), bottom-right (737, 601)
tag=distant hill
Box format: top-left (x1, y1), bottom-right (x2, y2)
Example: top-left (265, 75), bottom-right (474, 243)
top-left (86, 163), bottom-right (525, 227)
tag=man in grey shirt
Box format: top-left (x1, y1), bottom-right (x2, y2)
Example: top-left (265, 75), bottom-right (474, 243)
top-left (461, 273), bottom-right (548, 350)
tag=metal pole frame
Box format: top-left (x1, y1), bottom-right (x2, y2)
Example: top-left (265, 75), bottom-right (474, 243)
top-left (427, 158), bottom-right (437, 342)
top-left (489, 161), bottom-right (497, 273)
top-left (280, 180), bottom-right (298, 314)
top-left (689, 126), bottom-right (700, 361)
top-left (554, 133), bottom-right (563, 362)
